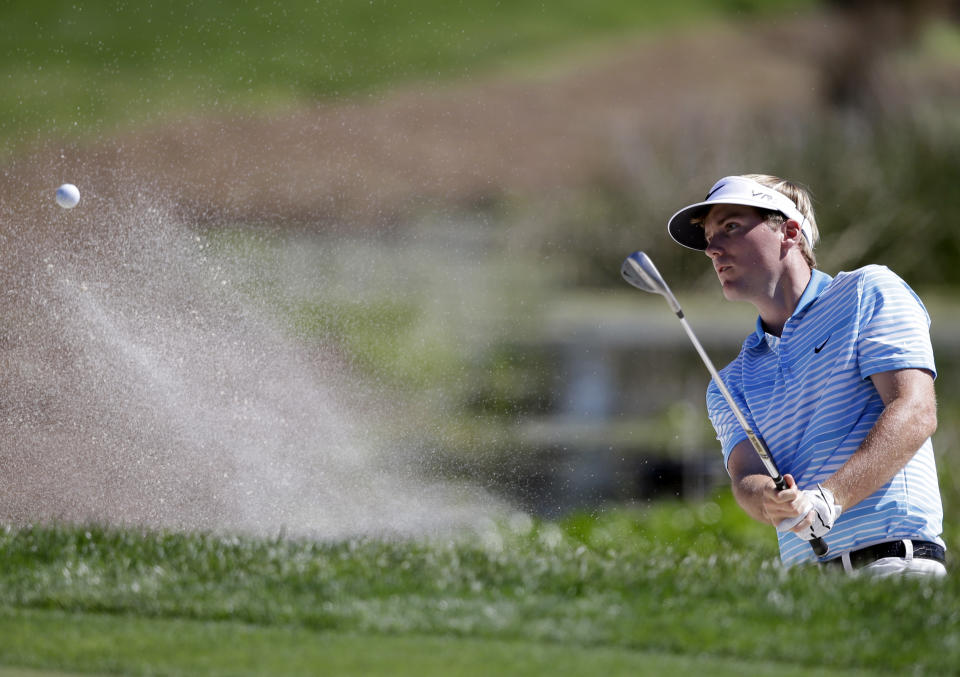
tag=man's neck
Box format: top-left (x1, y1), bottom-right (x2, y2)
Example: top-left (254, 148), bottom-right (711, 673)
top-left (756, 265), bottom-right (813, 337)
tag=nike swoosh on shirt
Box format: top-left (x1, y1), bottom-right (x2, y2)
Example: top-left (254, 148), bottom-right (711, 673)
top-left (814, 336), bottom-right (831, 353)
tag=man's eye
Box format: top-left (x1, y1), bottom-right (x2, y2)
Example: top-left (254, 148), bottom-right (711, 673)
top-left (725, 222), bottom-right (740, 231)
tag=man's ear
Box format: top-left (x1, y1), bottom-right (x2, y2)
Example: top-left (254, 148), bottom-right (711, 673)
top-left (781, 219), bottom-right (803, 247)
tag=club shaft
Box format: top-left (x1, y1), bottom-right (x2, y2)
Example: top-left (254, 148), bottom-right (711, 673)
top-left (677, 316), bottom-right (782, 481)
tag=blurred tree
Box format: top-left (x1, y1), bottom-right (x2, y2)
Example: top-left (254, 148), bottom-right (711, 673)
top-left (820, 0), bottom-right (958, 111)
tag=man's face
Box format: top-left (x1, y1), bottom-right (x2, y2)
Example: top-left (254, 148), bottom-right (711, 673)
top-left (702, 204), bottom-right (783, 302)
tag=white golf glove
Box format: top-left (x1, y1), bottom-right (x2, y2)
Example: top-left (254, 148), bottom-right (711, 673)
top-left (776, 484), bottom-right (842, 540)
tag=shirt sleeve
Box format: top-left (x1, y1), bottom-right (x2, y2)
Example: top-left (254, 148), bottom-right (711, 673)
top-left (706, 362), bottom-right (751, 472)
top-left (856, 266), bottom-right (936, 380)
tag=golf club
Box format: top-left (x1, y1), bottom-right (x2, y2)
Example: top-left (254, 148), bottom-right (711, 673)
top-left (620, 250), bottom-right (828, 558)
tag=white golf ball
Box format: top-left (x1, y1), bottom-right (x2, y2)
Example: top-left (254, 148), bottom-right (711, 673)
top-left (55, 183), bottom-right (81, 209)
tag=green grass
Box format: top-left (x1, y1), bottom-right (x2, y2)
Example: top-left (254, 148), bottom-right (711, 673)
top-left (1, 493), bottom-right (956, 675)
top-left (1, 0), bottom-right (814, 152)
top-left (0, 610), bottom-right (880, 677)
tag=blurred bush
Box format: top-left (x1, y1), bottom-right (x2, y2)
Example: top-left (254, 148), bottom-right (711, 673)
top-left (504, 108), bottom-right (960, 295)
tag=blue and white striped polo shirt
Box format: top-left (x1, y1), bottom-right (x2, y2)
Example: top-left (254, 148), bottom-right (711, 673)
top-left (707, 265), bottom-right (945, 566)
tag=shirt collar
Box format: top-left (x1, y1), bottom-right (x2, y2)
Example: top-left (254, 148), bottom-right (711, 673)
top-left (747, 269), bottom-right (833, 347)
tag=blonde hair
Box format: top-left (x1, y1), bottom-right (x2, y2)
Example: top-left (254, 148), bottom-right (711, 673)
top-left (741, 173), bottom-right (819, 268)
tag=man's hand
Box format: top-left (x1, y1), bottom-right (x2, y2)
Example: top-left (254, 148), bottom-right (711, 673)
top-left (775, 483), bottom-right (842, 540)
top-left (798, 484), bottom-right (842, 540)
top-left (762, 473), bottom-right (809, 529)
top-left (727, 446), bottom-right (843, 540)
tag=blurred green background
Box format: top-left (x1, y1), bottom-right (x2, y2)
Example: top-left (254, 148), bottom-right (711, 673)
top-left (1, 0), bottom-right (812, 150)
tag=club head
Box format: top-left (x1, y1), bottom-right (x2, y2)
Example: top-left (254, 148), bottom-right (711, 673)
top-left (620, 251), bottom-right (683, 316)
top-left (620, 251), bottom-right (669, 295)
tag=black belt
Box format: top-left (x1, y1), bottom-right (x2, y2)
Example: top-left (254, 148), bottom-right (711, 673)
top-left (823, 540), bottom-right (945, 570)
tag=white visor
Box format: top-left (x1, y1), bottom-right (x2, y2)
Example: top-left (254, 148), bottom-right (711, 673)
top-left (667, 176), bottom-right (812, 250)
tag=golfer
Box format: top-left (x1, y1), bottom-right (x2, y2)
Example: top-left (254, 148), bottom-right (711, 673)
top-left (667, 174), bottom-right (946, 576)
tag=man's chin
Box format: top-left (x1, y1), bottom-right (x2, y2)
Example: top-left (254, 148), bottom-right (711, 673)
top-left (720, 281), bottom-right (745, 302)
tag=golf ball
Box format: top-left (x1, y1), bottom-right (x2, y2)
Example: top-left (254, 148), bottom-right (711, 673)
top-left (55, 183), bottom-right (80, 209)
